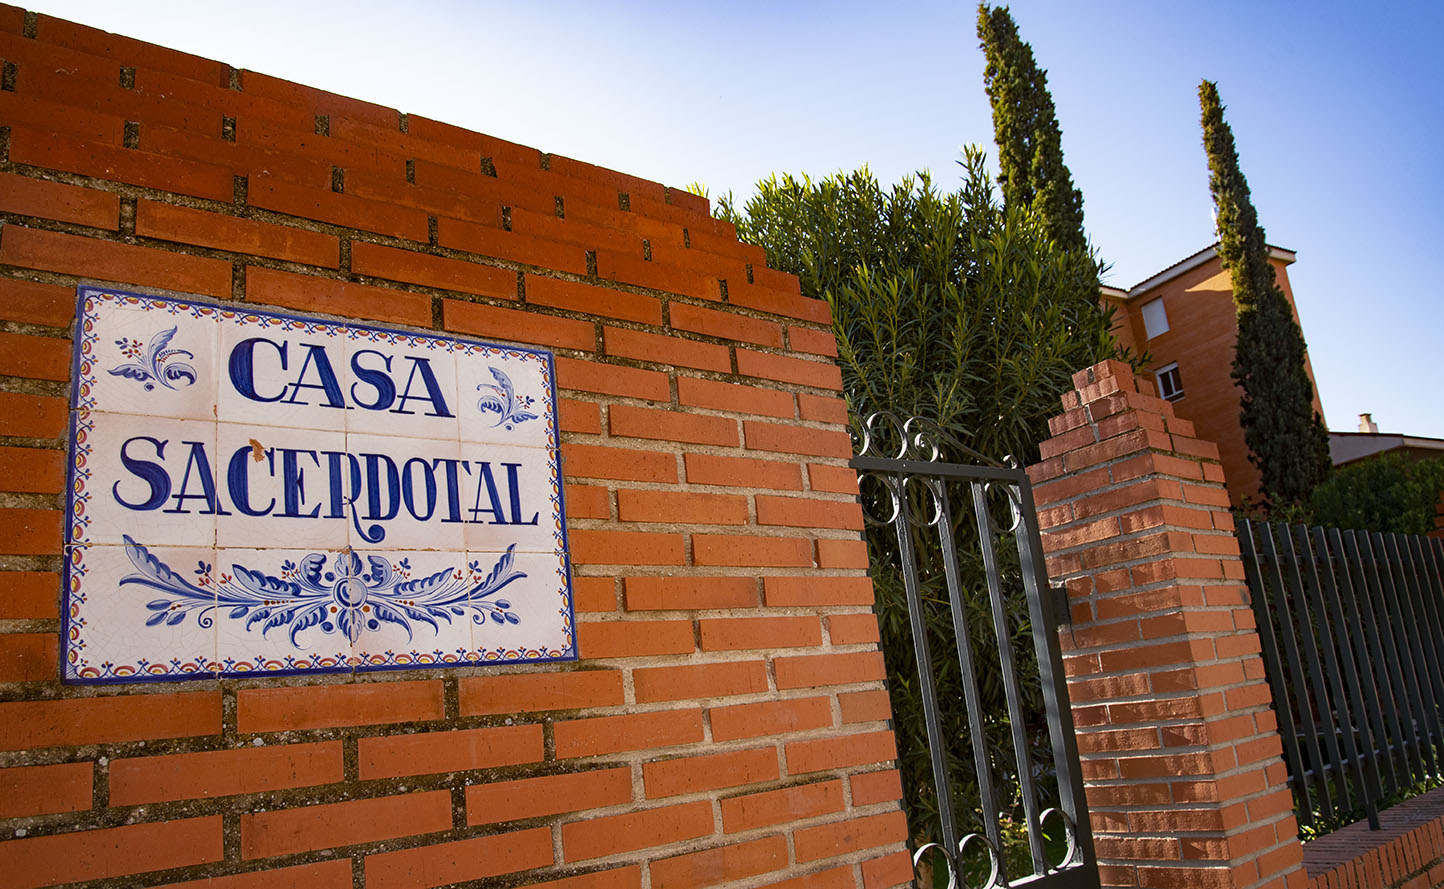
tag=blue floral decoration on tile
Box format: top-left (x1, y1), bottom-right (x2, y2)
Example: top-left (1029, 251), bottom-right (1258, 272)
top-left (476, 366), bottom-right (538, 430)
top-left (120, 535), bottom-right (525, 646)
top-left (109, 326), bottom-right (197, 391)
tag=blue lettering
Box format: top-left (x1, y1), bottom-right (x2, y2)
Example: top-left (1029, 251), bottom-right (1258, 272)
top-left (391, 356), bottom-right (453, 417)
top-left (469, 461), bottom-right (507, 524)
top-left (349, 350), bottom-right (396, 411)
top-left (434, 458), bottom-right (468, 523)
top-left (401, 457), bottom-right (438, 521)
top-left (278, 448), bottom-right (322, 518)
top-left (363, 453), bottom-right (401, 522)
top-left (113, 436), bottom-right (170, 510)
top-left (164, 441), bottom-right (229, 515)
top-left (283, 344), bottom-right (346, 409)
top-left (503, 462), bottom-right (539, 526)
top-left (228, 338), bottom-right (288, 403)
top-left (226, 445), bottom-right (275, 517)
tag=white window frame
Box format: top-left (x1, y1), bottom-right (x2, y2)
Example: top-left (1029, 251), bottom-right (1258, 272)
top-left (1155, 362), bottom-right (1184, 401)
top-left (1141, 298), bottom-right (1169, 339)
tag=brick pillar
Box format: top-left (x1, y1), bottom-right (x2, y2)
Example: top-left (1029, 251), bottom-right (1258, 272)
top-left (1027, 359), bottom-right (1305, 889)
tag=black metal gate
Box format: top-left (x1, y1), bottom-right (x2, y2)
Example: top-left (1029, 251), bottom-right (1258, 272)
top-left (849, 413), bottom-right (1098, 889)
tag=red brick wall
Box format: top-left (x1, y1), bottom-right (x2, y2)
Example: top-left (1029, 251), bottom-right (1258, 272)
top-left (0, 8), bottom-right (911, 889)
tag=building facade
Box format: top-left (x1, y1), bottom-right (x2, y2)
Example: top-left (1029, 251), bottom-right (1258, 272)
top-left (1101, 244), bottom-right (1326, 506)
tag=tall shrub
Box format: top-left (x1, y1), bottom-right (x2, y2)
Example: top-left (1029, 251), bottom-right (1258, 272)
top-left (721, 151), bottom-right (1116, 860)
top-left (1199, 80), bottom-right (1330, 507)
top-left (977, 3), bottom-right (1087, 255)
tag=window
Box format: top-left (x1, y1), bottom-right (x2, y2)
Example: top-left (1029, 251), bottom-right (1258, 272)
top-left (1141, 298), bottom-right (1169, 339)
top-left (1155, 363), bottom-right (1184, 401)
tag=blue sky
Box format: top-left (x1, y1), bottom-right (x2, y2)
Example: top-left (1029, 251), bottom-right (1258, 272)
top-left (27, 0), bottom-right (1444, 438)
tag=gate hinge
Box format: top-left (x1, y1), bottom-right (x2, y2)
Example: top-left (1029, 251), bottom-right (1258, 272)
top-left (1051, 584), bottom-right (1071, 626)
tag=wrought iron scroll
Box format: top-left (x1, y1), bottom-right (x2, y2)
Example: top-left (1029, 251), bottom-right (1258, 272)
top-left (850, 412), bottom-right (1097, 889)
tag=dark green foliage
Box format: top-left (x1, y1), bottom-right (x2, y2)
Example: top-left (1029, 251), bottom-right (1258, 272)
top-left (1305, 454), bottom-right (1444, 535)
top-left (1198, 80), bottom-right (1331, 508)
top-left (977, 4), bottom-right (1086, 255)
top-left (721, 151), bottom-right (1117, 860)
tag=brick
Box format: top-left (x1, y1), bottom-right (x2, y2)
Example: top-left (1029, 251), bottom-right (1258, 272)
top-left (788, 325), bottom-right (839, 357)
top-left (351, 240), bottom-right (515, 299)
top-left (365, 826), bottom-right (554, 889)
top-left (651, 836), bottom-right (790, 889)
top-left (817, 539), bottom-right (869, 569)
top-left (8, 128), bottom-right (234, 202)
top-left (671, 302), bottom-right (783, 347)
top-left (111, 741), bottom-right (343, 805)
top-left (774, 651), bottom-right (886, 689)
top-left (618, 489), bottom-right (748, 525)
top-left (753, 865), bottom-right (855, 889)
top-left (562, 800), bottom-right (713, 861)
top-left (554, 708), bottom-right (704, 758)
top-left (0, 446), bottom-right (64, 494)
top-left (851, 769), bottom-right (904, 806)
top-left (0, 331), bottom-right (70, 382)
top-left (459, 669), bottom-right (624, 715)
top-left (605, 326), bottom-right (731, 372)
top-left (721, 780), bottom-right (846, 833)
top-left (467, 767), bottom-right (632, 825)
top-left (560, 398), bottom-right (603, 433)
top-left (0, 391), bottom-right (66, 439)
top-left (798, 394), bottom-right (847, 425)
top-left (0, 171), bottom-right (119, 229)
top-left (861, 851), bottom-right (914, 889)
top-left (0, 816), bottom-right (222, 889)
top-left (756, 495), bottom-right (863, 530)
top-left (562, 443), bottom-right (677, 483)
top-left (596, 251), bottom-right (714, 301)
top-left (358, 723), bottom-right (543, 779)
top-left (634, 660), bottom-right (770, 702)
top-left (35, 14), bottom-right (225, 81)
top-left (764, 576), bottom-right (875, 607)
top-left (249, 175), bottom-right (429, 241)
top-left (785, 730), bottom-right (898, 774)
top-left (610, 404), bottom-right (739, 446)
top-left (693, 534), bottom-right (814, 567)
top-left (0, 761), bottom-right (91, 818)
top-left (744, 420), bottom-right (852, 458)
top-left (684, 453), bottom-right (802, 490)
top-left (0, 632), bottom-right (55, 681)
top-left (578, 619), bottom-right (696, 658)
top-left (839, 690), bottom-right (893, 724)
top-left (247, 267), bottom-right (432, 327)
top-left (736, 349), bottom-right (842, 390)
top-left (644, 746), bottom-right (780, 798)
top-left (153, 860), bottom-right (354, 889)
top-left (521, 865), bottom-right (642, 889)
top-left (556, 356), bottom-right (670, 401)
top-left (527, 275), bottom-right (662, 324)
top-left (444, 299), bottom-right (596, 351)
top-left (567, 484), bottom-right (611, 518)
top-left (0, 691), bottom-right (220, 751)
top-left (710, 697), bottom-right (833, 741)
top-left (136, 200), bottom-right (338, 266)
top-left (828, 614), bottom-right (881, 645)
top-left (573, 576), bottom-right (617, 612)
top-left (570, 529), bottom-right (686, 565)
top-left (0, 572), bottom-right (59, 619)
top-left (624, 576), bottom-right (758, 611)
top-left (0, 224), bottom-right (231, 297)
top-left (236, 680), bottom-right (443, 733)
top-left (242, 790), bottom-right (452, 859)
top-left (794, 811), bottom-right (908, 862)
top-left (727, 282), bottom-right (831, 324)
top-left (0, 278), bottom-right (74, 327)
top-left (700, 616), bottom-right (822, 651)
top-left (438, 215), bottom-right (590, 275)
top-left (677, 376), bottom-right (794, 418)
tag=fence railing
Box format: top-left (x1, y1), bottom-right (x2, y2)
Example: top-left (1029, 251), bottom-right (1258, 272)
top-left (1239, 520), bottom-right (1444, 833)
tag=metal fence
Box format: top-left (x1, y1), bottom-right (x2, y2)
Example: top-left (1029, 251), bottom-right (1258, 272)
top-left (851, 413), bottom-right (1097, 889)
top-left (1239, 520), bottom-right (1444, 832)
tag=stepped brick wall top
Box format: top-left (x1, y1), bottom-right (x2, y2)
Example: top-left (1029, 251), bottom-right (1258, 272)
top-left (0, 6), bottom-right (913, 889)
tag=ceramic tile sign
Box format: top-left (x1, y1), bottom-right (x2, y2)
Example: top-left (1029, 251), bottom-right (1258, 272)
top-left (63, 287), bottom-right (575, 683)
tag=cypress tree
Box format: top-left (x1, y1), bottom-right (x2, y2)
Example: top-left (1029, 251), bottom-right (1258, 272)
top-left (1198, 79), bottom-right (1330, 507)
top-left (977, 3), bottom-right (1086, 254)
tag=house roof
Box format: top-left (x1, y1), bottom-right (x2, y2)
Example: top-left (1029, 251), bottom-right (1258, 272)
top-left (1329, 431), bottom-right (1444, 467)
top-left (1115, 242), bottom-right (1297, 299)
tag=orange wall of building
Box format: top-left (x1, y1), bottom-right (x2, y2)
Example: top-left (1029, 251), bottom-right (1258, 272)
top-left (1115, 255), bottom-right (1324, 506)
